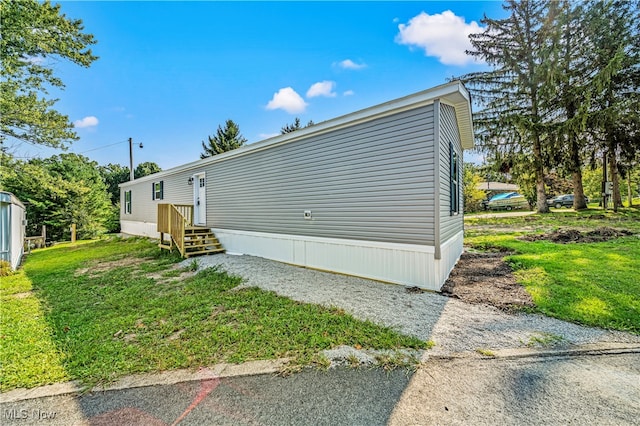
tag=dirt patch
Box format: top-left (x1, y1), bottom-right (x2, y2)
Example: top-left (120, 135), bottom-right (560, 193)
top-left (441, 252), bottom-right (534, 312)
top-left (520, 227), bottom-right (633, 244)
top-left (75, 256), bottom-right (148, 276)
top-left (146, 264), bottom-right (196, 284)
top-left (10, 292), bottom-right (33, 299)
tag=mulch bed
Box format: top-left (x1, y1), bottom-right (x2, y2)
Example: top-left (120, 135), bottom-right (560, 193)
top-left (441, 252), bottom-right (535, 312)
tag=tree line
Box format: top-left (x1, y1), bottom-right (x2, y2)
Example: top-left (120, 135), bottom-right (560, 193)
top-left (460, 0), bottom-right (639, 212)
top-left (0, 154), bottom-right (161, 241)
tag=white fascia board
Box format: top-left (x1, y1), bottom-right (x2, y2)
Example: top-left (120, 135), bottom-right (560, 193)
top-left (120, 81), bottom-right (474, 188)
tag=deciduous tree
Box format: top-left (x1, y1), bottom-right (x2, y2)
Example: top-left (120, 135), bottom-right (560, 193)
top-left (0, 0), bottom-right (97, 150)
top-left (1, 154), bottom-right (111, 240)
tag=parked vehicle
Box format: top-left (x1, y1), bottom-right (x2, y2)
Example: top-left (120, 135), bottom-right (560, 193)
top-left (547, 194), bottom-right (589, 208)
top-left (486, 192), bottom-right (530, 211)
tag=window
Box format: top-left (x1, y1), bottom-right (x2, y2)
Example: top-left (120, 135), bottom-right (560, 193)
top-left (450, 142), bottom-right (459, 215)
top-left (152, 181), bottom-right (164, 200)
top-left (124, 190), bottom-right (132, 214)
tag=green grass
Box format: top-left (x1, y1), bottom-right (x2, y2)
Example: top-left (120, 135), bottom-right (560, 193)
top-left (465, 208), bottom-right (640, 334)
top-left (465, 207), bottom-right (640, 234)
top-left (475, 348), bottom-right (496, 357)
top-left (0, 237), bottom-right (426, 391)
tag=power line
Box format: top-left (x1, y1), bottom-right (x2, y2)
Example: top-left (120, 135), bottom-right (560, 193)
top-left (79, 139), bottom-right (128, 154)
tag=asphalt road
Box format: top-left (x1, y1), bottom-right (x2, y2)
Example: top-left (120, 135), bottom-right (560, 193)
top-left (389, 350), bottom-right (640, 425)
top-left (2, 349), bottom-right (638, 425)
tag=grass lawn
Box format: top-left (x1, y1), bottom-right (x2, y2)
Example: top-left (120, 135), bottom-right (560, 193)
top-left (0, 237), bottom-right (427, 392)
top-left (465, 208), bottom-right (640, 334)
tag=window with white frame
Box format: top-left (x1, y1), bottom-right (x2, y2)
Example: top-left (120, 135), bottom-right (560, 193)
top-left (450, 142), bottom-right (459, 215)
top-left (152, 181), bottom-right (164, 200)
top-left (124, 190), bottom-right (132, 214)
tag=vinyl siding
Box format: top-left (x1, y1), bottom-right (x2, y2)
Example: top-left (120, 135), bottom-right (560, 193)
top-left (122, 105), bottom-right (437, 245)
top-left (120, 172), bottom-right (192, 223)
top-left (208, 105), bottom-right (436, 245)
top-left (438, 103), bottom-right (464, 243)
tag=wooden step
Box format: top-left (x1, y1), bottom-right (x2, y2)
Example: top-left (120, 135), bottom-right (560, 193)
top-left (159, 226), bottom-right (225, 258)
top-left (185, 227), bottom-right (212, 234)
top-left (184, 238), bottom-right (221, 244)
top-left (184, 233), bottom-right (218, 239)
top-left (185, 242), bottom-right (223, 250)
top-left (184, 248), bottom-right (226, 257)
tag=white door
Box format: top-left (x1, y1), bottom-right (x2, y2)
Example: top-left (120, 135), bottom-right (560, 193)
top-left (193, 172), bottom-right (206, 226)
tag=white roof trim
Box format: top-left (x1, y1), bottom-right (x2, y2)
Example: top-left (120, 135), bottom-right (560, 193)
top-left (121, 81), bottom-right (474, 187)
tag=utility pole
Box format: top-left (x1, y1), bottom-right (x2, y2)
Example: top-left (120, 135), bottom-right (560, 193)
top-left (129, 137), bottom-right (134, 181)
top-left (129, 137), bottom-right (143, 181)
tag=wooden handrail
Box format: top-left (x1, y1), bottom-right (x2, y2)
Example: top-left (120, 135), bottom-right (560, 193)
top-left (157, 204), bottom-right (193, 257)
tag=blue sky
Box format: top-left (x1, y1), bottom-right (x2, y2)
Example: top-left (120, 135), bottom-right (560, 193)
top-left (14, 1), bottom-right (507, 170)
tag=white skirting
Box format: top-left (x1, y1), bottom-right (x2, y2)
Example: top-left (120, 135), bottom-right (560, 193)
top-left (120, 220), bottom-right (160, 239)
top-left (436, 230), bottom-right (464, 286)
top-left (120, 221), bottom-right (463, 291)
top-left (213, 228), bottom-right (463, 291)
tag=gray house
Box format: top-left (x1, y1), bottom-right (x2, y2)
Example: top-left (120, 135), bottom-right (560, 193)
top-left (119, 81), bottom-right (474, 290)
top-left (0, 191), bottom-right (26, 270)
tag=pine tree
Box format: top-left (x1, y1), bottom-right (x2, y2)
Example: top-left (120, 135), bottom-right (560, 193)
top-left (200, 119), bottom-right (247, 158)
top-left (548, 1), bottom-right (594, 210)
top-left (462, 0), bottom-right (558, 213)
top-left (280, 117), bottom-right (314, 134)
top-left (585, 0), bottom-right (640, 211)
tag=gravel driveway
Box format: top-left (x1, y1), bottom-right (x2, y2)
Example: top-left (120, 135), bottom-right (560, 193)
top-left (187, 254), bottom-right (640, 355)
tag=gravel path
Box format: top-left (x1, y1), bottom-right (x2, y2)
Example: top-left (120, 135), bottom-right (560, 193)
top-left (186, 254), bottom-right (640, 355)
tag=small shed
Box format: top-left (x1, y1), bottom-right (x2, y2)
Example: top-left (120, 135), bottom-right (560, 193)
top-left (0, 191), bottom-right (26, 270)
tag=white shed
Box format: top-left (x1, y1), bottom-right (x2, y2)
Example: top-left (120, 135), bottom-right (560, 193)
top-left (0, 191), bottom-right (26, 270)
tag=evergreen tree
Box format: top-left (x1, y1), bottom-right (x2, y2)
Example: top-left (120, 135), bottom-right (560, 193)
top-left (586, 0), bottom-right (640, 211)
top-left (200, 119), bottom-right (247, 158)
top-left (280, 117), bottom-right (314, 134)
top-left (548, 1), bottom-right (593, 209)
top-left (462, 0), bottom-right (558, 213)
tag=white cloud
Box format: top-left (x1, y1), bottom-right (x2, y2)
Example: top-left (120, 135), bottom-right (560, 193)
top-left (343, 90), bottom-right (355, 96)
top-left (266, 87), bottom-right (308, 114)
top-left (396, 10), bottom-right (484, 66)
top-left (306, 81), bottom-right (337, 98)
top-left (337, 59), bottom-right (367, 70)
top-left (73, 116), bottom-right (99, 128)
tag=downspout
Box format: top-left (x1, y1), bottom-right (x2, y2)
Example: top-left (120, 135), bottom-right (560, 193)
top-left (433, 99), bottom-right (441, 260)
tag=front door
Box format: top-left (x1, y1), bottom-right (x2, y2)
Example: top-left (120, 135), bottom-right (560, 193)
top-left (193, 172), bottom-right (206, 226)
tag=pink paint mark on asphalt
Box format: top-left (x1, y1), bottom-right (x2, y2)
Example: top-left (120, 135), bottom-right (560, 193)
top-left (171, 377), bottom-right (221, 425)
